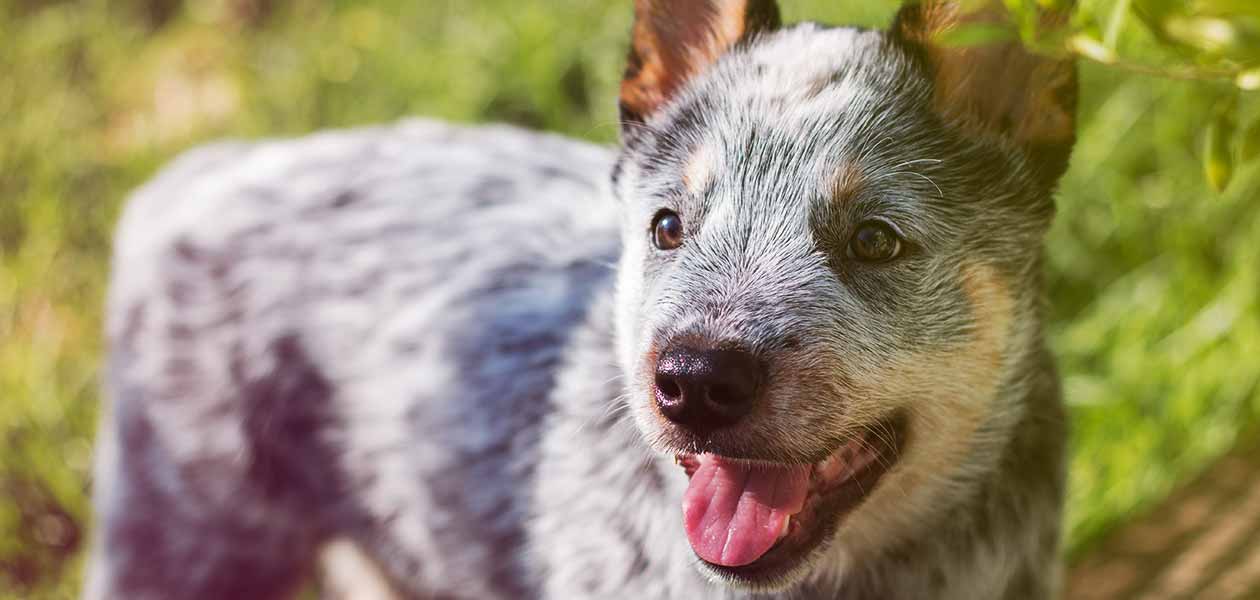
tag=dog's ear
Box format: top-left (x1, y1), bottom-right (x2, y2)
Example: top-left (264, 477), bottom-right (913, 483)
top-left (894, 2), bottom-right (1077, 187)
top-left (620, 0), bottom-right (780, 137)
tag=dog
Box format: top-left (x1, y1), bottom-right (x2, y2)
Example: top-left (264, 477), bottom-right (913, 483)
top-left (84, 1), bottom-right (1077, 598)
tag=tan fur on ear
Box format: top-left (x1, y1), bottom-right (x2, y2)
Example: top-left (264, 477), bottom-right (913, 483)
top-left (620, 0), bottom-right (780, 127)
top-left (896, 2), bottom-right (1077, 182)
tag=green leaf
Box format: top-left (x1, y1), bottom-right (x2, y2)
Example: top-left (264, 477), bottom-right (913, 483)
top-left (936, 22), bottom-right (1019, 48)
top-left (1191, 0), bottom-right (1260, 20)
top-left (1204, 113), bottom-right (1236, 192)
top-left (1164, 16), bottom-right (1241, 54)
top-left (1160, 15), bottom-right (1260, 59)
top-left (1134, 0), bottom-right (1183, 22)
top-left (1239, 118), bottom-right (1260, 163)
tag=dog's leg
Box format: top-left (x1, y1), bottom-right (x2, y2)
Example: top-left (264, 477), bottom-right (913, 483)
top-left (81, 325), bottom-right (335, 599)
top-left (82, 387), bottom-right (322, 600)
top-left (82, 148), bottom-right (333, 598)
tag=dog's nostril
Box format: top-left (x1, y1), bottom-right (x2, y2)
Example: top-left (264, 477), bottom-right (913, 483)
top-left (655, 375), bottom-right (682, 399)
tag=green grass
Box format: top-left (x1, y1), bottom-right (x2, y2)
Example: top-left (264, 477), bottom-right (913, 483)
top-left (1, 0), bottom-right (1258, 597)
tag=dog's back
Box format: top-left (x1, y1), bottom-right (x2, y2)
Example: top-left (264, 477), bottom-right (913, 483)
top-left (87, 120), bottom-right (618, 599)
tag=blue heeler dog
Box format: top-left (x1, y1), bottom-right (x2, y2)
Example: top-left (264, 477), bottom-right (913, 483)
top-left (85, 0), bottom-right (1077, 598)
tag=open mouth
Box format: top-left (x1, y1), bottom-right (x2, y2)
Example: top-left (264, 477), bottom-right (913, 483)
top-left (674, 417), bottom-right (906, 585)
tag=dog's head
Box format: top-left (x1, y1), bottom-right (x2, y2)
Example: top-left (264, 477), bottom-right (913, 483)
top-left (608, 0), bottom-right (1075, 590)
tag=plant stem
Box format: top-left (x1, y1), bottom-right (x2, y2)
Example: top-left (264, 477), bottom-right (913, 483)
top-left (1104, 0), bottom-right (1132, 49)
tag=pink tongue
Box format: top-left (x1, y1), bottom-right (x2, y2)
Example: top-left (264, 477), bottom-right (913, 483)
top-left (681, 455), bottom-right (810, 567)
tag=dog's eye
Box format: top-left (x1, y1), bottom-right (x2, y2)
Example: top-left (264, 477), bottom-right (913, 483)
top-left (849, 220), bottom-right (903, 263)
top-left (652, 210), bottom-right (684, 250)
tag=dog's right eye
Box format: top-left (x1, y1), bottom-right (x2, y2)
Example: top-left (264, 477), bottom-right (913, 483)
top-left (848, 220), bottom-right (903, 263)
top-left (652, 210), bottom-right (684, 250)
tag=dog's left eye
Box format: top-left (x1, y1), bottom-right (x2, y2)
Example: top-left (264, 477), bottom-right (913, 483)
top-left (849, 220), bottom-right (903, 263)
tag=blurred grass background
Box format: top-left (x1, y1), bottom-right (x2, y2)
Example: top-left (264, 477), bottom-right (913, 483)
top-left (1, 0), bottom-right (1257, 597)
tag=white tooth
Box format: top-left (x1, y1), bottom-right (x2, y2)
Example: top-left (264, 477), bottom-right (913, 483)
top-left (779, 515), bottom-right (792, 540)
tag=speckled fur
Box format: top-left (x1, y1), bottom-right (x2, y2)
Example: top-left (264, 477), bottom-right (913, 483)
top-left (85, 3), bottom-right (1073, 599)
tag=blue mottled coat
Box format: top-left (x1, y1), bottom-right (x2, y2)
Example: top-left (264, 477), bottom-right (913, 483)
top-left (86, 2), bottom-right (1075, 598)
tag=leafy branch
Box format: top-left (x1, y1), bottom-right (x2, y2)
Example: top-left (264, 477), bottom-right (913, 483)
top-left (948, 0), bottom-right (1260, 191)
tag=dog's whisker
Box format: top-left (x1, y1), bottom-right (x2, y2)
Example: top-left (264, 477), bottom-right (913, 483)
top-left (871, 170), bottom-right (945, 199)
top-left (885, 158), bottom-right (944, 170)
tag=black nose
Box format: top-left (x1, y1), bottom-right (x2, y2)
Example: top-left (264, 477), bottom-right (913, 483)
top-left (653, 346), bottom-right (761, 431)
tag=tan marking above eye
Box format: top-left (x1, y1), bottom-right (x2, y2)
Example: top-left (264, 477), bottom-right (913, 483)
top-left (831, 162), bottom-right (864, 203)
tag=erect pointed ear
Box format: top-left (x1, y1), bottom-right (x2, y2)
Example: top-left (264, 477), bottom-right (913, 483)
top-left (894, 2), bottom-right (1077, 187)
top-left (620, 0), bottom-right (780, 137)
